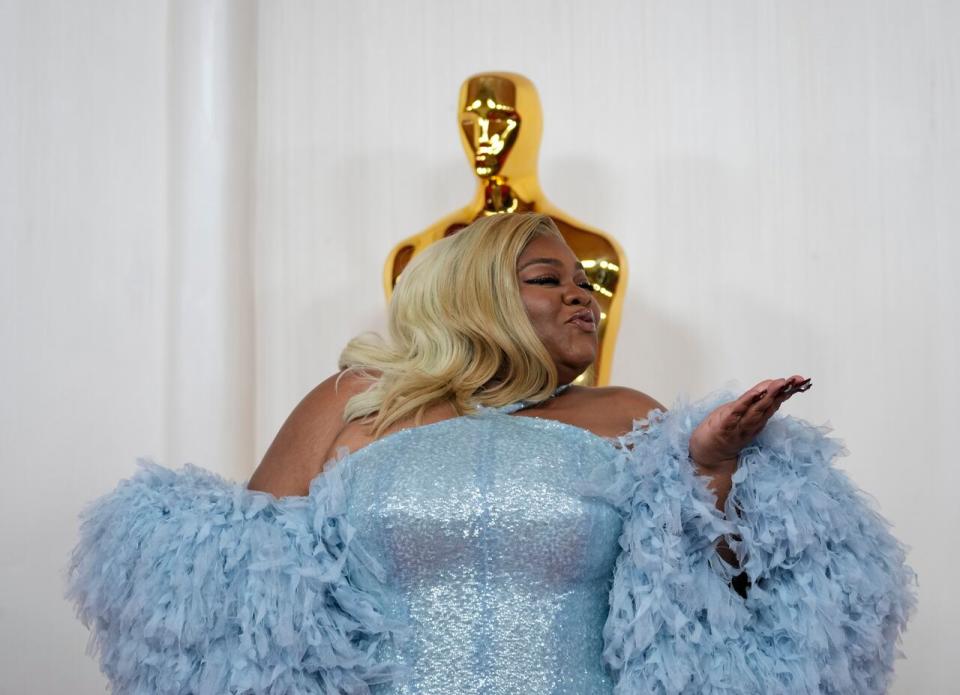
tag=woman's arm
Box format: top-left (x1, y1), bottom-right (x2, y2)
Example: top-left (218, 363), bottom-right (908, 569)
top-left (67, 440), bottom-right (409, 692)
top-left (248, 369), bottom-right (365, 496)
top-left (688, 375), bottom-right (810, 510)
top-left (612, 383), bottom-right (755, 512)
top-left (579, 388), bottom-right (915, 693)
top-left (614, 386), bottom-right (740, 568)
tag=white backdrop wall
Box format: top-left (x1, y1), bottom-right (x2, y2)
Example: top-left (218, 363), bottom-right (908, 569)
top-left (1, 1), bottom-right (955, 692)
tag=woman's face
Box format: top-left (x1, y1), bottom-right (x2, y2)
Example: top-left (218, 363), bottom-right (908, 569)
top-left (516, 234), bottom-right (601, 384)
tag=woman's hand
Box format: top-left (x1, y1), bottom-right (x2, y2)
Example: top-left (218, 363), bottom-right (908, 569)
top-left (689, 375), bottom-right (812, 474)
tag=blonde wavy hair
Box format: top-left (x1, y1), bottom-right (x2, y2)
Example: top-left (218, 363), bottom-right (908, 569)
top-left (337, 212), bottom-right (567, 437)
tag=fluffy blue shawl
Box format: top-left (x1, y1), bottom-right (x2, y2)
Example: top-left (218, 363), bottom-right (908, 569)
top-left (66, 390), bottom-right (915, 694)
top-left (66, 461), bottom-right (410, 693)
top-left (576, 390), bottom-right (916, 694)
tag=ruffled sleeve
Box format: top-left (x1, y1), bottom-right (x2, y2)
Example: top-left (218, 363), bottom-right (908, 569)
top-left (65, 458), bottom-right (409, 694)
top-left (576, 390), bottom-right (917, 695)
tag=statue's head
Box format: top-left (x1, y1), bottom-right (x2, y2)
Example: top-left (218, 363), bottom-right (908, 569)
top-left (458, 72), bottom-right (542, 179)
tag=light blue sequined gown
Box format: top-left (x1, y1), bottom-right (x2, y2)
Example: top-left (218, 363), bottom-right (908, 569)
top-left (336, 395), bottom-right (623, 694)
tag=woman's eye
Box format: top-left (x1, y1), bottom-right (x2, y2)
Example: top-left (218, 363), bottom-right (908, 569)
top-left (526, 277), bottom-right (595, 293)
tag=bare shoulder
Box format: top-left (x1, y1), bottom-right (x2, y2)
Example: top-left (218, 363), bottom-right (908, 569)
top-left (246, 369), bottom-right (376, 498)
top-left (605, 385), bottom-right (667, 418)
top-left (602, 386), bottom-right (667, 436)
top-left (560, 384), bottom-right (666, 438)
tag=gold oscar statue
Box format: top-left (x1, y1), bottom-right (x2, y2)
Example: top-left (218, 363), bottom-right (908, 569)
top-left (383, 71), bottom-right (626, 386)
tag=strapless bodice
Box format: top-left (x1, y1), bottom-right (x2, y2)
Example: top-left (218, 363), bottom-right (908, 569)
top-left (334, 405), bottom-right (624, 695)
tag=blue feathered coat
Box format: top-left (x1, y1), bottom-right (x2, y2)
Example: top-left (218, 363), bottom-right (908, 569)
top-left (66, 390), bottom-right (916, 693)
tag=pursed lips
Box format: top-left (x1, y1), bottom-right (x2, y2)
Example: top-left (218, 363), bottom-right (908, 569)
top-left (566, 310), bottom-right (597, 331)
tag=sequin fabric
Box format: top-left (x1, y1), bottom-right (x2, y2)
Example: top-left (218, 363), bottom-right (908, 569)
top-left (333, 394), bottom-right (624, 695)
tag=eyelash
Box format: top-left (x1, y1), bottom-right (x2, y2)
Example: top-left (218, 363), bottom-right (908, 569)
top-left (526, 276), bottom-right (595, 292)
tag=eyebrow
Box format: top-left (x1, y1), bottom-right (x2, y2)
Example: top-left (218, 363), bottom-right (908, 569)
top-left (518, 257), bottom-right (586, 272)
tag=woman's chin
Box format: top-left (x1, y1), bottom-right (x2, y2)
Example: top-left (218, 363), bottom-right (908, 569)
top-left (555, 356), bottom-right (597, 382)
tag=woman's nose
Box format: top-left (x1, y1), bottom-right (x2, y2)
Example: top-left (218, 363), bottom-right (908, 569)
top-left (564, 284), bottom-right (592, 305)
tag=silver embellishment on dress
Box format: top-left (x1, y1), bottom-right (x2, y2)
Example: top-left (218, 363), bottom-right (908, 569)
top-left (343, 397), bottom-right (622, 694)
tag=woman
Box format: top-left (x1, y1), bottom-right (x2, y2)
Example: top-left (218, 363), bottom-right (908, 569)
top-left (68, 213), bottom-right (915, 694)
